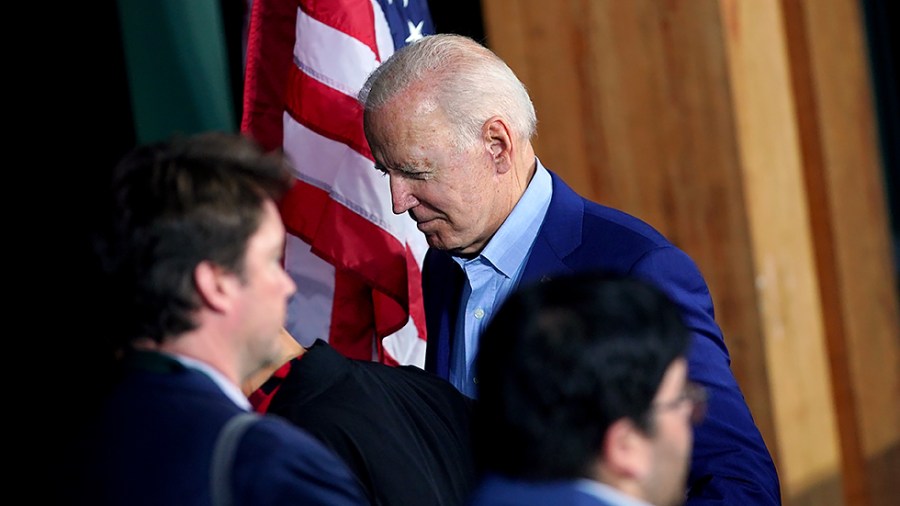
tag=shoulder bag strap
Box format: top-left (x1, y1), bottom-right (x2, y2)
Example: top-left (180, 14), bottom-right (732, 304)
top-left (211, 412), bottom-right (260, 506)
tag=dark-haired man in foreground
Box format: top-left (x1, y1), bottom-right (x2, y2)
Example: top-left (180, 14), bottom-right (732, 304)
top-left (77, 132), bottom-right (366, 505)
top-left (469, 273), bottom-right (706, 506)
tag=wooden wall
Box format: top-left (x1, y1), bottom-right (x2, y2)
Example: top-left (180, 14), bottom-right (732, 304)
top-left (480, 1), bottom-right (899, 505)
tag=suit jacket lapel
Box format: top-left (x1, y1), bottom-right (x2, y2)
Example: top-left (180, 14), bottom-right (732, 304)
top-left (520, 171), bottom-right (584, 285)
top-left (423, 249), bottom-right (464, 380)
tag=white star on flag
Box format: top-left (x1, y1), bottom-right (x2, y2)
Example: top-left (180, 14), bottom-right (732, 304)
top-left (406, 19), bottom-right (424, 43)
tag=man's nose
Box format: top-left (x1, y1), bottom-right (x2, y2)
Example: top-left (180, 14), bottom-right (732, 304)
top-left (282, 266), bottom-right (297, 296)
top-left (390, 177), bottom-right (418, 215)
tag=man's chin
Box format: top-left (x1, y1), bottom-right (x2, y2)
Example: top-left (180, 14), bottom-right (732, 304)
top-left (423, 232), bottom-right (477, 257)
top-left (424, 232), bottom-right (460, 252)
top-left (424, 233), bottom-right (446, 250)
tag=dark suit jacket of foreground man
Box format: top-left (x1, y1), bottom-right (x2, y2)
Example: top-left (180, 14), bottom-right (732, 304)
top-left (77, 351), bottom-right (366, 505)
top-left (424, 169), bottom-right (781, 505)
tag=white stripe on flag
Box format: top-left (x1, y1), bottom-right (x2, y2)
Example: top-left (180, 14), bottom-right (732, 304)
top-left (383, 316), bottom-right (427, 368)
top-left (283, 113), bottom-right (423, 245)
top-left (284, 233), bottom-right (336, 347)
top-left (294, 7), bottom-right (379, 97)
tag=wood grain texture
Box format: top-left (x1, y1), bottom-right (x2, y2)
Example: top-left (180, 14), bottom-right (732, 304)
top-left (718, 0), bottom-right (841, 499)
top-left (481, 0), bottom-right (899, 504)
top-left (783, 0), bottom-right (900, 504)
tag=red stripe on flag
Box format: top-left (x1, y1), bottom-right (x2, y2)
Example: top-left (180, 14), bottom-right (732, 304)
top-left (279, 179), bottom-right (328, 240)
top-left (405, 245), bottom-right (427, 340)
top-left (282, 180), bottom-right (409, 305)
top-left (285, 67), bottom-right (373, 161)
top-left (331, 270), bottom-right (377, 360)
top-left (298, 0), bottom-right (380, 61)
top-left (242, 0), bottom-right (297, 151)
top-left (281, 179), bottom-right (416, 334)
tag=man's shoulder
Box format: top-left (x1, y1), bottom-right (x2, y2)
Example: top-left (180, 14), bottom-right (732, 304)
top-left (226, 414), bottom-right (368, 504)
top-left (581, 200), bottom-right (669, 244)
top-left (554, 195), bottom-right (677, 268)
top-left (467, 476), bottom-right (614, 506)
top-left (236, 414), bottom-right (359, 474)
top-left (239, 413), bottom-right (331, 451)
top-left (100, 365), bottom-right (237, 419)
top-left (545, 170), bottom-right (672, 250)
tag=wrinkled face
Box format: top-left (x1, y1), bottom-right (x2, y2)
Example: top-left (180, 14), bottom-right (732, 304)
top-left (365, 96), bottom-right (507, 256)
top-left (233, 200), bottom-right (297, 371)
top-left (642, 358), bottom-right (694, 506)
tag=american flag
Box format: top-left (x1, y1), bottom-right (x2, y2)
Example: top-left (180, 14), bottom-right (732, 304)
top-left (241, 0), bottom-right (433, 366)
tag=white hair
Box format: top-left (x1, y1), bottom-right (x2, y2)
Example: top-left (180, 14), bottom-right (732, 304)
top-left (359, 34), bottom-right (537, 148)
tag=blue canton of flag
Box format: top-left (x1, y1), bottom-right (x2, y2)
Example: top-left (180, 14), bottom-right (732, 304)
top-left (375, 0), bottom-right (434, 49)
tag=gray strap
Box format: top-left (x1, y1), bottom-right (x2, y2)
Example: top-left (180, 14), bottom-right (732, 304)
top-left (211, 412), bottom-right (260, 506)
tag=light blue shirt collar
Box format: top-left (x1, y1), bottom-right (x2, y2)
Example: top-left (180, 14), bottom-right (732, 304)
top-left (454, 158), bottom-right (552, 277)
top-left (169, 353), bottom-right (252, 411)
top-left (576, 479), bottom-right (655, 506)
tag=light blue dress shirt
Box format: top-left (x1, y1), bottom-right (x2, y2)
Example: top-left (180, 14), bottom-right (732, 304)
top-left (449, 159), bottom-right (552, 397)
top-left (576, 479), bottom-right (655, 505)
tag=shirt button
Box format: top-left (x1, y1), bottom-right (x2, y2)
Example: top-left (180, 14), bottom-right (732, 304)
top-left (474, 308), bottom-right (485, 319)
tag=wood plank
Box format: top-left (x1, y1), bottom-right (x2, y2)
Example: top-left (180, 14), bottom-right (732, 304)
top-left (718, 1), bottom-right (842, 499)
top-left (784, 0), bottom-right (900, 504)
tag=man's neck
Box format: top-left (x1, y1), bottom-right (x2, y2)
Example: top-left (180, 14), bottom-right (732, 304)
top-left (449, 153), bottom-right (540, 261)
top-left (241, 328), bottom-right (307, 395)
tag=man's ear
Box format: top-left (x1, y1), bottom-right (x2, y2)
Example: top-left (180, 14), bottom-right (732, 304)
top-left (482, 116), bottom-right (513, 173)
top-left (194, 260), bottom-right (240, 313)
top-left (601, 418), bottom-right (651, 481)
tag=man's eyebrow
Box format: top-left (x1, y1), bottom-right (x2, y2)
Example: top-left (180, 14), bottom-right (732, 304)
top-left (374, 163), bottom-right (429, 175)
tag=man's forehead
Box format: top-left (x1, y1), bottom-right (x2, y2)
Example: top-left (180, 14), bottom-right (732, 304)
top-left (257, 201), bottom-right (286, 236)
top-left (375, 84), bottom-right (441, 122)
top-left (412, 96), bottom-right (440, 116)
top-left (657, 357), bottom-right (688, 394)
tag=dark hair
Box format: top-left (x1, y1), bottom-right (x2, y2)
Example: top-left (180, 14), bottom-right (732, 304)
top-left (472, 272), bottom-right (689, 480)
top-left (95, 132), bottom-right (293, 347)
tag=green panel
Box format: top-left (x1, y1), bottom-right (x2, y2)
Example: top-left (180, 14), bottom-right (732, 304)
top-left (118, 0), bottom-right (236, 143)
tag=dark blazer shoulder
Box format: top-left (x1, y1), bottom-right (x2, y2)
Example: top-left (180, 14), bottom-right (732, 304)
top-left (522, 172), bottom-right (678, 283)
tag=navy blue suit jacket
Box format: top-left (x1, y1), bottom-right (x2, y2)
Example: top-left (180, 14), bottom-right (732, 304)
top-left (77, 351), bottom-right (366, 506)
top-left (423, 170), bottom-right (781, 505)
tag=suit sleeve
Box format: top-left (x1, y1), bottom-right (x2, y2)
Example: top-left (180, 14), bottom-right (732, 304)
top-left (631, 246), bottom-right (782, 505)
top-left (233, 417), bottom-right (368, 505)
